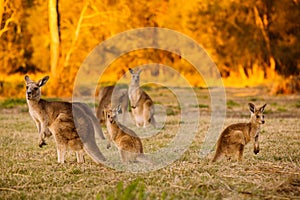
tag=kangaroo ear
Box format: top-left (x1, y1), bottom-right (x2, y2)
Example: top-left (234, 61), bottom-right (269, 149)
top-left (104, 104), bottom-right (111, 110)
top-left (24, 75), bottom-right (32, 84)
top-left (38, 76), bottom-right (49, 87)
top-left (129, 68), bottom-right (134, 74)
top-left (248, 103), bottom-right (256, 114)
top-left (116, 104), bottom-right (122, 114)
top-left (259, 104), bottom-right (267, 113)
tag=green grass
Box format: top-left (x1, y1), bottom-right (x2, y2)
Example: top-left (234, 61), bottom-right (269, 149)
top-left (166, 108), bottom-right (175, 116)
top-left (0, 98), bottom-right (27, 108)
top-left (0, 88), bottom-right (299, 199)
top-left (295, 101), bottom-right (300, 108)
top-left (227, 100), bottom-right (240, 108)
top-left (165, 105), bottom-right (180, 116)
top-left (191, 104), bottom-right (209, 108)
top-left (277, 107), bottom-right (287, 112)
top-left (86, 102), bottom-right (99, 108)
top-left (100, 179), bottom-right (147, 200)
top-left (141, 85), bottom-right (153, 91)
top-left (198, 104), bottom-right (209, 108)
top-left (249, 97), bottom-right (257, 102)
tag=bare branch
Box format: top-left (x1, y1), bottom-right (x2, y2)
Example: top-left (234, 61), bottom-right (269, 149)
top-left (63, 2), bottom-right (89, 68)
top-left (0, 14), bottom-right (16, 38)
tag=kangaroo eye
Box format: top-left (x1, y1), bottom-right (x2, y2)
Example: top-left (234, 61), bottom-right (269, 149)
top-left (34, 87), bottom-right (38, 90)
top-left (256, 115), bottom-right (260, 119)
top-left (26, 86), bottom-right (28, 89)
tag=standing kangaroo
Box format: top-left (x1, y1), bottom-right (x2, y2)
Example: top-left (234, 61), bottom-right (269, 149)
top-left (128, 68), bottom-right (156, 128)
top-left (105, 105), bottom-right (150, 163)
top-left (212, 103), bottom-right (267, 162)
top-left (96, 85), bottom-right (128, 125)
top-left (25, 75), bottom-right (106, 164)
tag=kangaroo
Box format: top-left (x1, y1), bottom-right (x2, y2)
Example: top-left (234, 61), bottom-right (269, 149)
top-left (25, 75), bottom-right (106, 164)
top-left (37, 102), bottom-right (106, 147)
top-left (104, 105), bottom-right (150, 164)
top-left (73, 102), bottom-right (106, 140)
top-left (128, 68), bottom-right (156, 128)
top-left (96, 85), bottom-right (128, 125)
top-left (212, 103), bottom-right (267, 162)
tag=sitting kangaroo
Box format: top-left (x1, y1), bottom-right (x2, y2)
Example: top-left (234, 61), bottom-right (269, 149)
top-left (212, 103), bottom-right (267, 162)
top-left (25, 75), bottom-right (106, 164)
top-left (105, 105), bottom-right (151, 164)
top-left (128, 68), bottom-right (156, 128)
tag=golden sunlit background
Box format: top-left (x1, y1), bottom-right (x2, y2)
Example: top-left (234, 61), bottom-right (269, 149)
top-left (0, 0), bottom-right (299, 97)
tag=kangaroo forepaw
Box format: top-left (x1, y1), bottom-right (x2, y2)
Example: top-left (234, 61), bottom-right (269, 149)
top-left (107, 143), bottom-right (111, 149)
top-left (39, 140), bottom-right (47, 148)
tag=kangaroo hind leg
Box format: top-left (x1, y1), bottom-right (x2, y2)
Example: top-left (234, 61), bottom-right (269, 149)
top-left (76, 150), bottom-right (85, 163)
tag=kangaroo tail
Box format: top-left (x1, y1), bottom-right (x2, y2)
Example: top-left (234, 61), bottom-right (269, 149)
top-left (89, 113), bottom-right (105, 140)
top-left (73, 102), bottom-right (105, 140)
top-left (73, 105), bottom-right (106, 164)
top-left (83, 140), bottom-right (106, 164)
top-left (82, 121), bottom-right (106, 164)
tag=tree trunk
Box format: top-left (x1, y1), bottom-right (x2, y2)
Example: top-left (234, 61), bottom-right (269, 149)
top-left (48, 0), bottom-right (60, 77)
top-left (253, 5), bottom-right (276, 79)
top-left (238, 64), bottom-right (248, 80)
top-left (0, 0), bottom-right (3, 27)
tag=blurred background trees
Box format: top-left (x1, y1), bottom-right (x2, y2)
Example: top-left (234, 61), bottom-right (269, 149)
top-left (0, 0), bottom-right (299, 97)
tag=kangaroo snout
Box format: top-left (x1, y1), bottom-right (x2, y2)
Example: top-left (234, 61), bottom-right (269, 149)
top-left (261, 120), bottom-right (265, 124)
top-left (26, 91), bottom-right (32, 98)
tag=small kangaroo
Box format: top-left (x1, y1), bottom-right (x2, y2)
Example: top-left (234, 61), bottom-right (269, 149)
top-left (25, 75), bottom-right (106, 164)
top-left (96, 85), bottom-right (128, 125)
top-left (212, 103), bottom-right (267, 162)
top-left (105, 105), bottom-right (150, 163)
top-left (128, 68), bottom-right (156, 128)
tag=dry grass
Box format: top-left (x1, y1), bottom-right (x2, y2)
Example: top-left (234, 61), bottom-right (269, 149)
top-left (0, 87), bottom-right (299, 199)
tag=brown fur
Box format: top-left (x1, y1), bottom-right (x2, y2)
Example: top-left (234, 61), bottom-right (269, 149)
top-left (128, 68), bottom-right (156, 128)
top-left (96, 85), bottom-right (128, 125)
top-left (212, 103), bottom-right (266, 162)
top-left (25, 75), bottom-right (106, 164)
top-left (105, 105), bottom-right (150, 163)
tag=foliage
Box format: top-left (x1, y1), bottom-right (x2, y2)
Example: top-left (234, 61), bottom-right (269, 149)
top-left (190, 0), bottom-right (300, 78)
top-left (0, 0), bottom-right (299, 96)
top-left (0, 0), bottom-right (37, 74)
top-left (100, 179), bottom-right (148, 200)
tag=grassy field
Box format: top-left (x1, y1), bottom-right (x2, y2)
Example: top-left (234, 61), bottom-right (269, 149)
top-left (0, 87), bottom-right (299, 199)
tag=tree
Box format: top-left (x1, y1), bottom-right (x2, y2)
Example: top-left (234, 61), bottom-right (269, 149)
top-left (48, 0), bottom-right (61, 77)
top-left (189, 0), bottom-right (300, 80)
top-left (0, 0), bottom-right (36, 74)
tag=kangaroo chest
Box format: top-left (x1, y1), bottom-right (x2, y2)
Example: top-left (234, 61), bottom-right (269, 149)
top-left (128, 85), bottom-right (141, 103)
top-left (107, 123), bottom-right (120, 140)
top-left (245, 125), bottom-right (260, 143)
top-left (250, 126), bottom-right (260, 138)
top-left (28, 101), bottom-right (52, 126)
top-left (28, 104), bottom-right (44, 121)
